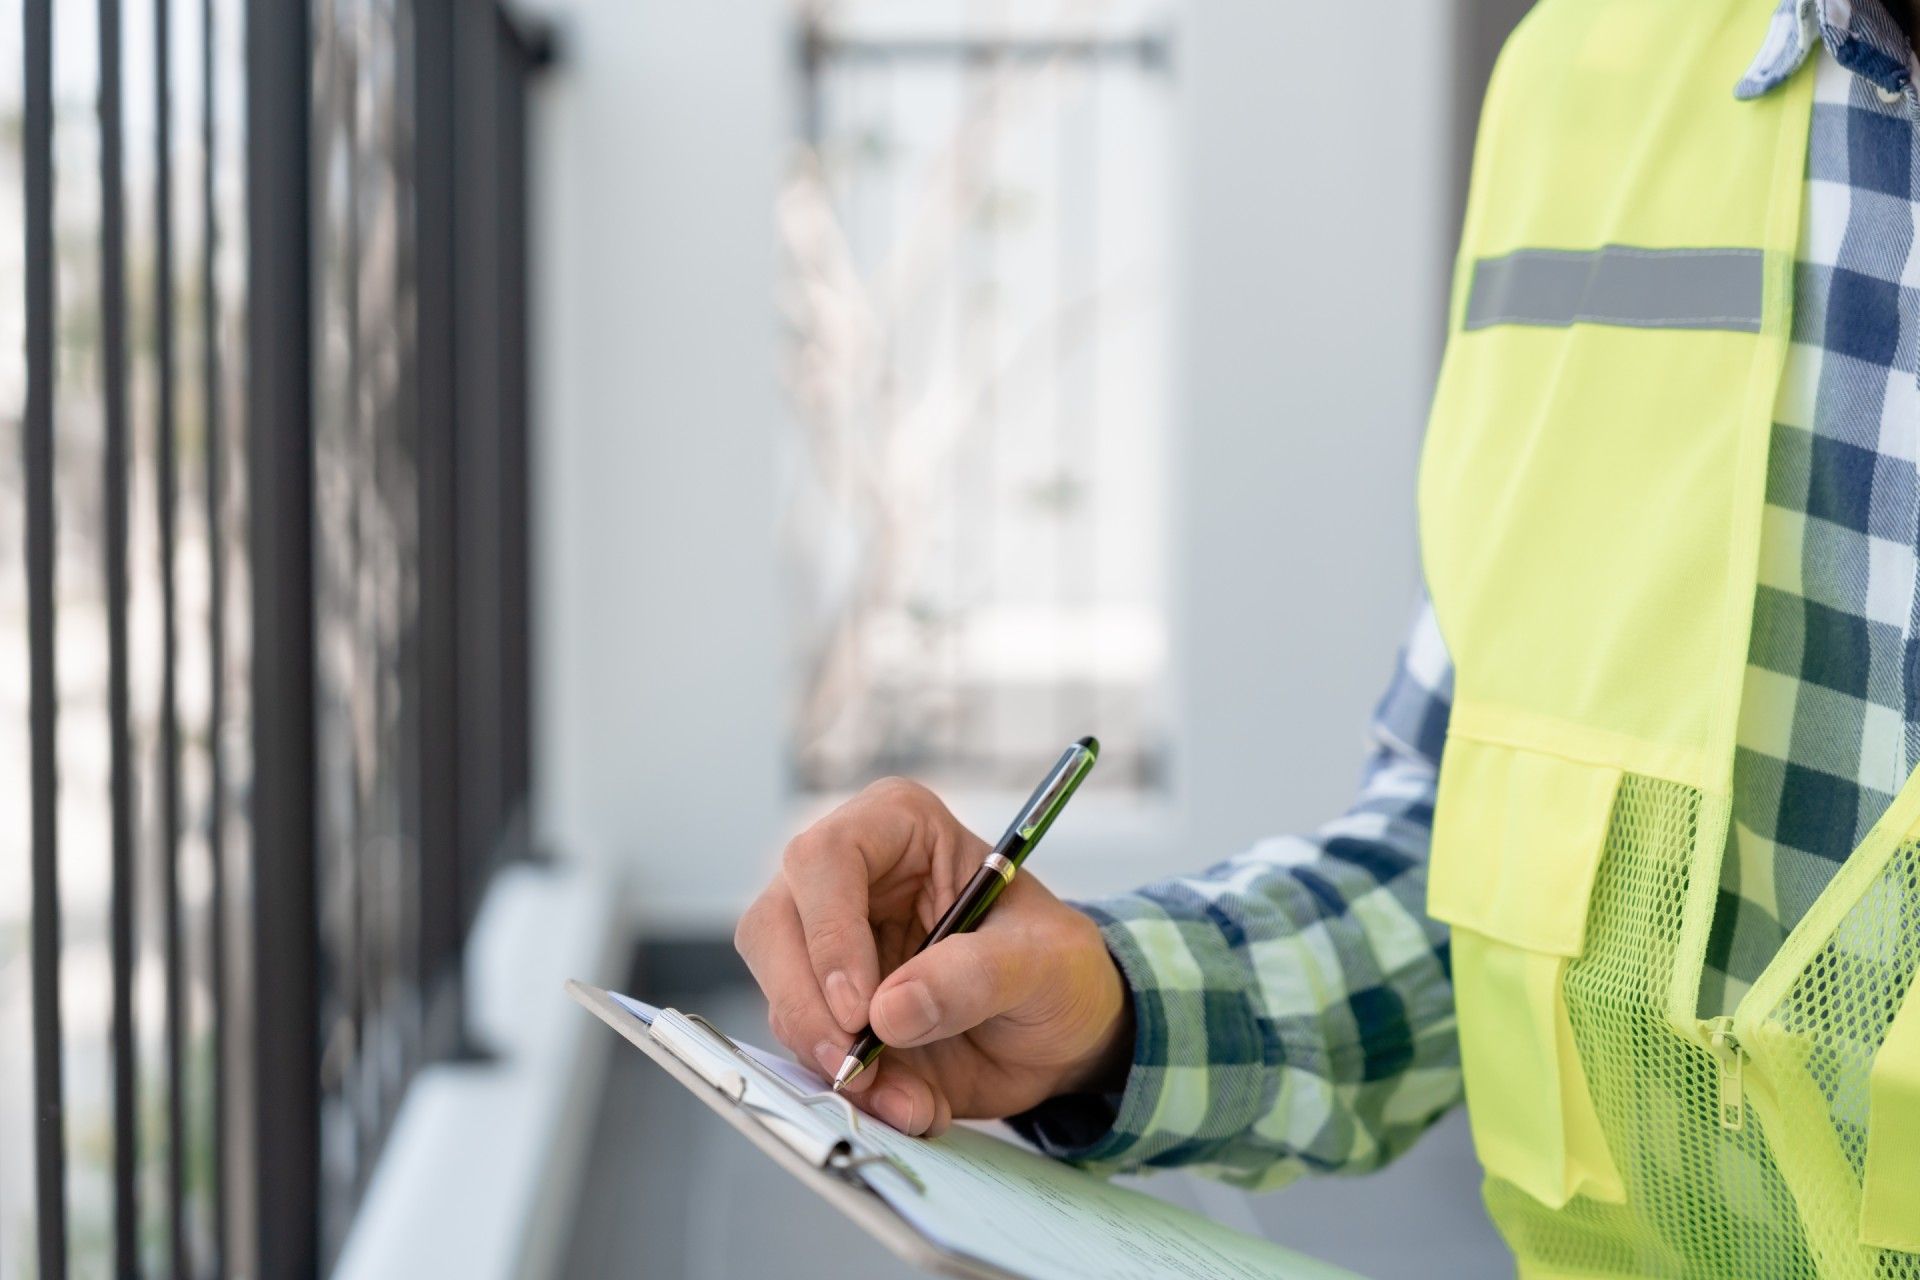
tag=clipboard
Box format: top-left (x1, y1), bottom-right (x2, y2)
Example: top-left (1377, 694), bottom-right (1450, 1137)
top-left (570, 980), bottom-right (1364, 1280)
top-left (567, 980), bottom-right (1022, 1279)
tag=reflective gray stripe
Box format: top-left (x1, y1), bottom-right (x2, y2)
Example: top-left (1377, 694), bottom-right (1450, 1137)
top-left (1464, 246), bottom-right (1763, 333)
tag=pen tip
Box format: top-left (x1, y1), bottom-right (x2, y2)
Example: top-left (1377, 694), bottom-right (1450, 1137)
top-left (832, 1055), bottom-right (864, 1092)
top-left (1076, 735), bottom-right (1099, 758)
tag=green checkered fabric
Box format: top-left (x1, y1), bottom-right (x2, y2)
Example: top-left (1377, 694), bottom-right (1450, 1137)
top-left (1011, 606), bottom-right (1459, 1184)
top-left (1709, 0), bottom-right (1920, 1014)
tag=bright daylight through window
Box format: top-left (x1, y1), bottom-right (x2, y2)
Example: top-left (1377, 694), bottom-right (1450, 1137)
top-left (780, 0), bottom-right (1177, 798)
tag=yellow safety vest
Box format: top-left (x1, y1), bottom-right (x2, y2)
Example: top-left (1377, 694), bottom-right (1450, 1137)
top-left (1419, 1), bottom-right (1920, 1276)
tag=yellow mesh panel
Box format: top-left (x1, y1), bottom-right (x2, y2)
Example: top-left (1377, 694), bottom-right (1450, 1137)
top-left (1481, 777), bottom-right (1920, 1279)
top-left (1757, 846), bottom-right (1920, 1279)
top-left (1485, 777), bottom-right (1816, 1278)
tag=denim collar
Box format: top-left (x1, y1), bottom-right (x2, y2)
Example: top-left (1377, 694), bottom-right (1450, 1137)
top-left (1736, 0), bottom-right (1917, 100)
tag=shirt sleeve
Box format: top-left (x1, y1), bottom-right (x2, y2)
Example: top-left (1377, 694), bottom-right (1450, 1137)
top-left (1009, 599), bottom-right (1459, 1188)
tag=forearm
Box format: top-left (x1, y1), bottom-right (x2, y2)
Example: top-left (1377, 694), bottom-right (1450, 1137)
top-left (1014, 602), bottom-right (1462, 1186)
top-left (1022, 756), bottom-right (1457, 1185)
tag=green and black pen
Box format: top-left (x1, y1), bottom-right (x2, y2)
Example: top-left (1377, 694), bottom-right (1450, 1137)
top-left (831, 735), bottom-right (1100, 1093)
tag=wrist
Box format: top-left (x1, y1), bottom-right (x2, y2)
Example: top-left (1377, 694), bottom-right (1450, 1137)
top-left (1057, 946), bottom-right (1135, 1097)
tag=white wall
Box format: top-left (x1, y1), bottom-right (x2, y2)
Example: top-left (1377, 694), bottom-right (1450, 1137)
top-left (1170, 1), bottom-right (1449, 864)
top-left (529, 1), bottom-right (1454, 929)
top-left (528, 0), bottom-right (792, 925)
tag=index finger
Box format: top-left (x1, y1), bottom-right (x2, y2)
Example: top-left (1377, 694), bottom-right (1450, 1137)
top-left (735, 884), bottom-right (859, 1083)
top-left (781, 778), bottom-right (935, 1033)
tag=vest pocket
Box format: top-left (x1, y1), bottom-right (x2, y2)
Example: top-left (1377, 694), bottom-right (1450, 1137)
top-left (1861, 968), bottom-right (1920, 1251)
top-left (1429, 733), bottom-right (1626, 1209)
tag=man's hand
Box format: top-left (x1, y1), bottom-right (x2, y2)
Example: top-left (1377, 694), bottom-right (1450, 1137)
top-left (734, 778), bottom-right (1133, 1137)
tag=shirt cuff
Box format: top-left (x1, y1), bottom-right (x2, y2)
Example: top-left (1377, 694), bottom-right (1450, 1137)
top-left (1007, 895), bottom-right (1269, 1173)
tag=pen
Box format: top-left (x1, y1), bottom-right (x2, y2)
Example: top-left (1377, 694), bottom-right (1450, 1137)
top-left (832, 735), bottom-right (1100, 1093)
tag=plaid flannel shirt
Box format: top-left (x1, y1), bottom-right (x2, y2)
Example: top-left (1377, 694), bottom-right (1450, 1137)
top-left (1016, 0), bottom-right (1920, 1185)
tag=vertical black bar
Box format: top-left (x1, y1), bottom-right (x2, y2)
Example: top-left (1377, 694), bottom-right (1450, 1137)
top-left (389, 0), bottom-right (425, 1109)
top-left (201, 0), bottom-right (229, 1269)
top-left (340, 0), bottom-right (372, 1203)
top-left (247, 0), bottom-right (318, 1269)
top-left (453, 0), bottom-right (505, 909)
top-left (495, 11), bottom-right (531, 855)
top-left (412, 0), bottom-right (465, 1060)
top-left (153, 0), bottom-right (190, 1270)
top-left (23, 0), bottom-right (66, 1273)
top-left (98, 0), bottom-right (141, 1271)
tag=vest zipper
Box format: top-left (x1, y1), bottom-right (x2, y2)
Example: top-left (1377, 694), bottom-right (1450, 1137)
top-left (1705, 1016), bottom-right (1746, 1131)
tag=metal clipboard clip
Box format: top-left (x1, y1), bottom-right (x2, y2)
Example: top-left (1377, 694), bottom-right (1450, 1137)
top-left (650, 1008), bottom-right (925, 1194)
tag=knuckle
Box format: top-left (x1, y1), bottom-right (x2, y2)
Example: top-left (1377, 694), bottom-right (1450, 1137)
top-left (769, 993), bottom-right (817, 1041)
top-left (732, 892), bottom-right (774, 958)
top-left (868, 775), bottom-right (931, 809)
top-left (769, 1014), bottom-right (805, 1061)
top-left (781, 830), bottom-right (829, 874)
top-left (808, 913), bottom-right (866, 956)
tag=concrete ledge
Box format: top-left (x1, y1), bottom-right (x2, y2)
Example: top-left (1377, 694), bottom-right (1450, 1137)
top-left (332, 859), bottom-right (627, 1280)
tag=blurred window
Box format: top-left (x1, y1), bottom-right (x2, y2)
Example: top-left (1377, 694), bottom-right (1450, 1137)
top-left (782, 1), bottom-right (1178, 796)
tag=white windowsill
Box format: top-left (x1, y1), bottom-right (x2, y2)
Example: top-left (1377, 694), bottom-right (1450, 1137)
top-left (330, 859), bottom-right (628, 1280)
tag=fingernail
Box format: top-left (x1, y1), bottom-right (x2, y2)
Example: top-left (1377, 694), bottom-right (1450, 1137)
top-left (824, 971), bottom-right (863, 1030)
top-left (814, 1041), bottom-right (843, 1077)
top-left (877, 980), bottom-right (940, 1045)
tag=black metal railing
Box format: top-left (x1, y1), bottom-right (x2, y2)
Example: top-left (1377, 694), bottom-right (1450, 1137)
top-left (3, 0), bottom-right (546, 1275)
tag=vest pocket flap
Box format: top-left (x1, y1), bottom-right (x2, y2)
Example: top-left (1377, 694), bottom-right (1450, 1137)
top-left (1862, 969), bottom-right (1920, 1251)
top-left (1428, 735), bottom-right (1623, 957)
top-left (1453, 933), bottom-right (1624, 1209)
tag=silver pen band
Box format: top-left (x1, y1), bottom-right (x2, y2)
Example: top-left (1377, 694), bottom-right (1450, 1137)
top-left (984, 852), bottom-right (1016, 885)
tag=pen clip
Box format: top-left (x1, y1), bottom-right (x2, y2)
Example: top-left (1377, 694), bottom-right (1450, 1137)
top-left (1010, 740), bottom-right (1096, 840)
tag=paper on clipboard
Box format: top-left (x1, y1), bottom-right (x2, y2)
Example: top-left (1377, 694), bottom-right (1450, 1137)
top-left (575, 983), bottom-right (1361, 1280)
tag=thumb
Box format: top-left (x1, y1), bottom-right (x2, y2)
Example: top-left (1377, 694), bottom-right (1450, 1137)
top-left (868, 930), bottom-right (1040, 1049)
